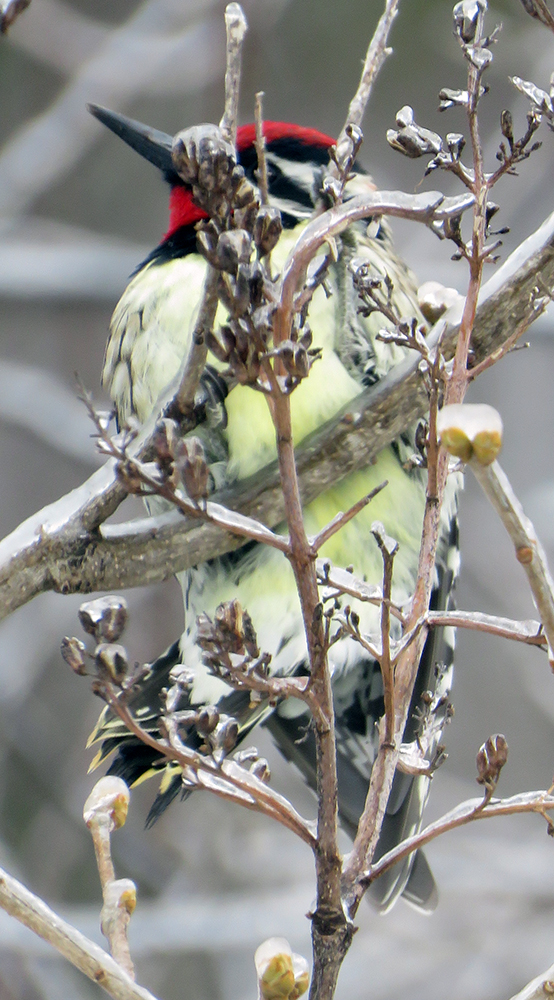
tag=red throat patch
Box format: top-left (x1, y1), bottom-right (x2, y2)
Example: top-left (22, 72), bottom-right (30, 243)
top-left (164, 186), bottom-right (208, 240)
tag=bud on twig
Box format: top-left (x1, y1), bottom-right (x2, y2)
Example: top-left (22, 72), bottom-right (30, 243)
top-left (61, 636), bottom-right (87, 675)
top-left (78, 596), bottom-right (128, 643)
top-left (437, 403), bottom-right (503, 464)
top-left (95, 643), bottom-right (129, 685)
top-left (84, 776), bottom-right (130, 831)
top-left (174, 437), bottom-right (209, 502)
top-left (476, 734), bottom-right (508, 790)
top-left (255, 938), bottom-right (309, 1000)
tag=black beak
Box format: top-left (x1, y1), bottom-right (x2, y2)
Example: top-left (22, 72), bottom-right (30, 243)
top-left (87, 104), bottom-right (174, 177)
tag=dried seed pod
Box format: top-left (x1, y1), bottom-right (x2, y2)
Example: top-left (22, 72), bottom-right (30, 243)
top-left (254, 206), bottom-right (283, 256)
top-left (212, 716), bottom-right (239, 752)
top-left (196, 705), bottom-right (220, 736)
top-left (250, 757), bottom-right (271, 783)
top-left (172, 124), bottom-right (236, 191)
top-left (216, 229), bottom-right (252, 272)
top-left (453, 0), bottom-right (486, 44)
top-left (476, 733), bottom-right (508, 788)
top-left (173, 436), bottom-right (209, 501)
top-left (78, 596), bottom-right (128, 643)
top-left (152, 418), bottom-right (178, 469)
top-left (387, 106), bottom-right (443, 159)
top-left (61, 636), bottom-right (87, 675)
top-left (95, 643), bottom-right (129, 684)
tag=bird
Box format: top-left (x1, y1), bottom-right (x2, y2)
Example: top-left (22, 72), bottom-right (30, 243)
top-left (86, 104), bottom-right (458, 912)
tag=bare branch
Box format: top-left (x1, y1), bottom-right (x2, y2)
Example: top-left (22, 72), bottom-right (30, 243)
top-left (218, 3), bottom-right (248, 146)
top-left (509, 963), bottom-right (554, 999)
top-left (1, 206), bottom-right (554, 618)
top-left (84, 778), bottom-right (135, 979)
top-left (0, 865), bottom-right (159, 1000)
top-left (332, 0), bottom-right (400, 172)
top-left (427, 609), bottom-right (546, 646)
top-left (364, 789), bottom-right (554, 888)
top-left (101, 689), bottom-right (316, 848)
top-left (471, 459), bottom-right (554, 666)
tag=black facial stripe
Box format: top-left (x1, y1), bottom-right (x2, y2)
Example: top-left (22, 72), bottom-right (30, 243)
top-left (238, 135), bottom-right (332, 175)
top-left (266, 163), bottom-right (316, 210)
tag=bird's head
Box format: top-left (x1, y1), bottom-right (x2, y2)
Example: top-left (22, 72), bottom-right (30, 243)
top-left (88, 105), bottom-right (370, 244)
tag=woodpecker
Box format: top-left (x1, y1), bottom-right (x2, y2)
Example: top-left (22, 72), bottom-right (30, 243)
top-left (87, 106), bottom-right (458, 912)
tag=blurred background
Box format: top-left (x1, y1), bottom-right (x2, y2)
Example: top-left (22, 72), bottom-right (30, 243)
top-left (2, 0), bottom-right (554, 997)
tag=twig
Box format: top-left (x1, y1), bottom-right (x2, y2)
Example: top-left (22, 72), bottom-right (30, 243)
top-left (84, 779), bottom-right (136, 979)
top-left (254, 92), bottom-right (269, 206)
top-left (1, 207), bottom-right (552, 620)
top-left (363, 789), bottom-right (554, 887)
top-left (218, 3), bottom-right (248, 146)
top-left (470, 459), bottom-right (554, 665)
top-left (0, 865), bottom-right (158, 1000)
top-left (174, 3), bottom-right (247, 415)
top-left (275, 189), bottom-right (474, 344)
top-left (309, 482), bottom-right (387, 553)
top-left (97, 428), bottom-right (291, 555)
top-left (427, 609), bottom-right (546, 646)
top-left (468, 305), bottom-right (545, 381)
top-left (372, 524), bottom-right (397, 746)
top-left (173, 271), bottom-right (219, 416)
top-left (101, 688), bottom-right (316, 847)
top-left (331, 0), bottom-right (400, 174)
top-left (508, 963), bottom-right (554, 999)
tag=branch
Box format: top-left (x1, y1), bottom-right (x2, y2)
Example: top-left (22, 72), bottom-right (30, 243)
top-left (102, 689), bottom-right (316, 848)
top-left (0, 865), bottom-right (159, 1000)
top-left (218, 3), bottom-right (248, 147)
top-left (509, 963), bottom-right (554, 1000)
top-left (427, 609), bottom-right (546, 646)
top-left (84, 778), bottom-right (136, 980)
top-left (363, 789), bottom-right (554, 887)
top-left (332, 0), bottom-right (400, 172)
top-left (1, 204), bottom-right (554, 618)
top-left (471, 459), bottom-right (554, 666)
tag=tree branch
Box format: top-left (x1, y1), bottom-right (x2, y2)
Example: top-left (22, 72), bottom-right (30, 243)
top-left (0, 865), bottom-right (159, 1000)
top-left (363, 789), bottom-right (554, 888)
top-left (1, 206), bottom-right (553, 618)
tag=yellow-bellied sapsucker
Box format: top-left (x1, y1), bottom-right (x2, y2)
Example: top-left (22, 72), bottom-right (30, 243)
top-left (87, 106), bottom-right (458, 912)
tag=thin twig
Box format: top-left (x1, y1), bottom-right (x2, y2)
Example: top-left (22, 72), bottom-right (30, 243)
top-left (363, 789), bottom-right (554, 887)
top-left (218, 3), bottom-right (248, 146)
top-left (84, 779), bottom-right (135, 979)
top-left (102, 689), bottom-right (316, 847)
top-left (471, 459), bottom-right (554, 665)
top-left (174, 3), bottom-right (247, 414)
top-left (372, 525), bottom-right (397, 746)
top-left (331, 0), bottom-right (400, 174)
top-left (309, 482), bottom-right (387, 553)
top-left (254, 92), bottom-right (269, 206)
top-left (0, 866), bottom-right (158, 1000)
top-left (427, 609), bottom-right (546, 646)
top-left (173, 270), bottom-right (219, 416)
